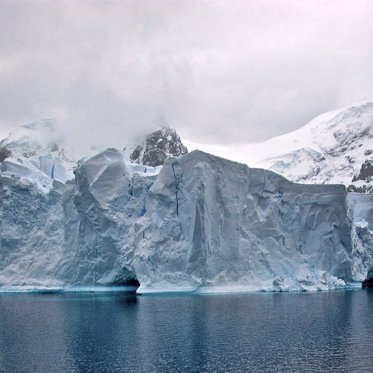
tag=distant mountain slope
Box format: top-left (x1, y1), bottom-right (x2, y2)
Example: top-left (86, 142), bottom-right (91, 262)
top-left (0, 119), bottom-right (62, 158)
top-left (255, 101), bottom-right (373, 192)
top-left (185, 101), bottom-right (373, 192)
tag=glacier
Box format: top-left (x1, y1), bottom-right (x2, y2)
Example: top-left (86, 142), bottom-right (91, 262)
top-left (1, 146), bottom-right (372, 293)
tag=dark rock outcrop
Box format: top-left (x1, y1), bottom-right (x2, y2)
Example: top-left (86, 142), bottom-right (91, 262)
top-left (130, 127), bottom-right (188, 167)
top-left (349, 159), bottom-right (373, 193)
top-left (352, 159), bottom-right (373, 182)
top-left (0, 147), bottom-right (11, 162)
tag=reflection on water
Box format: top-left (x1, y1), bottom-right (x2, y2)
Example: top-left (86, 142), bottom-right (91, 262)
top-left (0, 290), bottom-right (372, 372)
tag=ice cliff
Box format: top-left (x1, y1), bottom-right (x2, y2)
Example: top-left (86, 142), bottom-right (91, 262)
top-left (1, 147), bottom-right (371, 292)
top-left (132, 151), bottom-right (363, 292)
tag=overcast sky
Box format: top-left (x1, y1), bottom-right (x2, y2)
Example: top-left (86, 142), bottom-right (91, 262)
top-left (1, 0), bottom-right (373, 151)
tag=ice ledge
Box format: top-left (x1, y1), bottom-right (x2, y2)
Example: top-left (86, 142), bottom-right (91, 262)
top-left (0, 286), bottom-right (139, 294)
top-left (137, 278), bottom-right (348, 295)
top-left (0, 277), bottom-right (351, 295)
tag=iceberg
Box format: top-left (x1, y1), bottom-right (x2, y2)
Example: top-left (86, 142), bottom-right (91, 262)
top-left (132, 151), bottom-right (357, 292)
top-left (0, 148), bottom-right (371, 293)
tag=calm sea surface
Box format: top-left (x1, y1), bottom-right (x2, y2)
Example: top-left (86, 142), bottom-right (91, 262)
top-left (0, 290), bottom-right (372, 373)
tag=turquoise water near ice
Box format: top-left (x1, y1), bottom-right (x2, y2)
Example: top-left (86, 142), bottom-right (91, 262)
top-left (0, 289), bottom-right (372, 372)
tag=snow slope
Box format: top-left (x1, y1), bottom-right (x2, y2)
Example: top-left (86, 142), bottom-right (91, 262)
top-left (185, 101), bottom-right (373, 191)
top-left (256, 101), bottom-right (373, 189)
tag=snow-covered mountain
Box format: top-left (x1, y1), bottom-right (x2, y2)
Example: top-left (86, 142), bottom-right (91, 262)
top-left (254, 101), bottom-right (373, 192)
top-left (0, 119), bottom-right (63, 159)
top-left (187, 101), bottom-right (373, 192)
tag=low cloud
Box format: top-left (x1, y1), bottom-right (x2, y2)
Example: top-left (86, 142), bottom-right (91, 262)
top-left (1, 0), bottom-right (373, 149)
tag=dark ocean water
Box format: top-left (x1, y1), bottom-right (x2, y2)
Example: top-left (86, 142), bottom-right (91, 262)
top-left (0, 290), bottom-right (372, 373)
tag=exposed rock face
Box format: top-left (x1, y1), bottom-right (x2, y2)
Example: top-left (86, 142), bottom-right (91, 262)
top-left (130, 127), bottom-right (188, 167)
top-left (352, 159), bottom-right (373, 182)
top-left (1, 149), bottom-right (370, 293)
top-left (0, 147), bottom-right (11, 162)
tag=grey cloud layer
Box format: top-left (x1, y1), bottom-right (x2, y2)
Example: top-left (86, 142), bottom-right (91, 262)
top-left (1, 0), bottom-right (373, 150)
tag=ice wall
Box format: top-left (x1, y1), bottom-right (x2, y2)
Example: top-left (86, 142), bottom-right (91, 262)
top-left (0, 149), bottom-right (369, 292)
top-left (347, 193), bottom-right (373, 280)
top-left (133, 151), bottom-right (355, 292)
top-left (0, 148), bottom-right (153, 289)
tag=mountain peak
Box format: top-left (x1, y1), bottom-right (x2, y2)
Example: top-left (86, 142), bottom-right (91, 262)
top-left (129, 127), bottom-right (188, 167)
